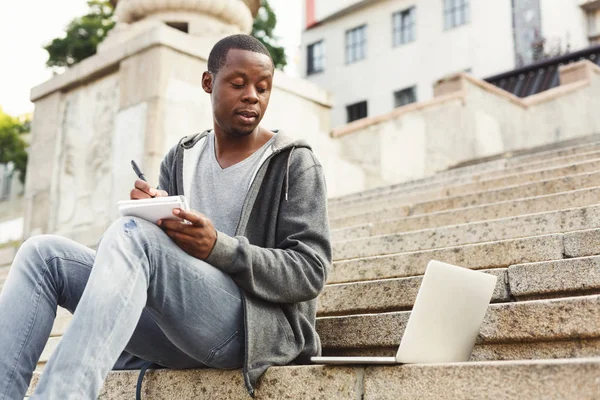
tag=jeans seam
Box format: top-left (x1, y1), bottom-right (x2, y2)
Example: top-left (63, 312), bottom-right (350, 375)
top-left (2, 258), bottom-right (51, 399)
top-left (203, 330), bottom-right (239, 366)
top-left (43, 256), bottom-right (93, 307)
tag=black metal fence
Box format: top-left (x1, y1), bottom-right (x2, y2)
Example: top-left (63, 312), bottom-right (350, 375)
top-left (485, 45), bottom-right (600, 98)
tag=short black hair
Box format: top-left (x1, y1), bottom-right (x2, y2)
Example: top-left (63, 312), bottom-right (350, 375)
top-left (207, 34), bottom-right (273, 74)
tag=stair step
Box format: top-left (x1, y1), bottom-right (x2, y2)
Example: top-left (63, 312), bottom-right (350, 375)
top-left (477, 149), bottom-right (600, 181)
top-left (27, 357), bottom-right (600, 399)
top-left (328, 136), bottom-right (600, 206)
top-left (321, 254), bottom-right (600, 316)
top-left (317, 294), bottom-right (600, 351)
top-left (510, 256), bottom-right (600, 300)
top-left (330, 234), bottom-right (565, 282)
top-left (364, 358), bottom-right (600, 400)
top-left (333, 205), bottom-right (600, 259)
top-left (318, 269), bottom-right (509, 316)
top-left (330, 169), bottom-right (600, 222)
top-left (330, 158), bottom-right (600, 215)
top-left (331, 186), bottom-right (600, 231)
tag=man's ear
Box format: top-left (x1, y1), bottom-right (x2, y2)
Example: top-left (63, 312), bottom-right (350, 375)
top-left (202, 71), bottom-right (213, 94)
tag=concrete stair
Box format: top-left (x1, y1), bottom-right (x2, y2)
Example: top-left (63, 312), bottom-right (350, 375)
top-left (15, 136), bottom-right (600, 397)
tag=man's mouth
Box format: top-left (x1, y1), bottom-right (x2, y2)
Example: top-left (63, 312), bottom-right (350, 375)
top-left (236, 110), bottom-right (258, 124)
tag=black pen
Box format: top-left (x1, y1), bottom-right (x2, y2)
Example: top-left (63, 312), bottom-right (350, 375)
top-left (131, 160), bottom-right (155, 198)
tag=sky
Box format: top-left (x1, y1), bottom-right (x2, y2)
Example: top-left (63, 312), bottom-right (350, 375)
top-left (0, 0), bottom-right (302, 117)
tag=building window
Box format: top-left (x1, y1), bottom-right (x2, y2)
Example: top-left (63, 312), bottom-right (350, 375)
top-left (394, 87), bottom-right (417, 108)
top-left (307, 40), bottom-right (325, 75)
top-left (347, 101), bottom-right (368, 123)
top-left (444, 0), bottom-right (470, 30)
top-left (393, 7), bottom-right (416, 46)
top-left (345, 25), bottom-right (367, 64)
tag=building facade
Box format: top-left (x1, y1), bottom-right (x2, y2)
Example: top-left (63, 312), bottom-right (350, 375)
top-left (301, 0), bottom-right (598, 128)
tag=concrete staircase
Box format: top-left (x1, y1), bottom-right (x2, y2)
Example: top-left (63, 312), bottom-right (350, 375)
top-left (5, 137), bottom-right (600, 398)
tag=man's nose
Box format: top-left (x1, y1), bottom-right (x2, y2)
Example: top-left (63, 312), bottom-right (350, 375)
top-left (242, 86), bottom-right (259, 103)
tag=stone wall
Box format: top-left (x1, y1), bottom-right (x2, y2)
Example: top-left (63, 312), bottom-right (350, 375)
top-left (332, 60), bottom-right (600, 192)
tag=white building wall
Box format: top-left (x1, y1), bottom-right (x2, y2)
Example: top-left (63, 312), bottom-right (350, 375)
top-left (540, 0), bottom-right (588, 53)
top-left (302, 0), bottom-right (590, 128)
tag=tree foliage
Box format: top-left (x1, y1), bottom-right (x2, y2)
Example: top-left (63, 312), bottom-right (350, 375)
top-left (251, 0), bottom-right (287, 70)
top-left (44, 0), bottom-right (116, 68)
top-left (0, 108), bottom-right (30, 184)
top-left (44, 0), bottom-right (287, 70)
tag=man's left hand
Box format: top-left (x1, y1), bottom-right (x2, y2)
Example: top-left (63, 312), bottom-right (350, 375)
top-left (158, 209), bottom-right (217, 260)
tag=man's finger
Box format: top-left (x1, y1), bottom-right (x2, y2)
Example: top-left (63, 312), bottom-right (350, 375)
top-left (134, 179), bottom-right (156, 197)
top-left (174, 209), bottom-right (206, 227)
top-left (158, 218), bottom-right (194, 232)
top-left (164, 228), bottom-right (193, 246)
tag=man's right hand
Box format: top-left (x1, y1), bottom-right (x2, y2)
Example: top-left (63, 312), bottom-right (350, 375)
top-left (130, 179), bottom-right (169, 200)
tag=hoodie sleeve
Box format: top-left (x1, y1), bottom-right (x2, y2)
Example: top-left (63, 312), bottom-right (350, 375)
top-left (205, 157), bottom-right (332, 304)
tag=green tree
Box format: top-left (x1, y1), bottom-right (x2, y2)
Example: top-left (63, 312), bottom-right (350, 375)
top-left (0, 108), bottom-right (30, 185)
top-left (251, 0), bottom-right (287, 70)
top-left (44, 0), bottom-right (116, 68)
top-left (44, 0), bottom-right (287, 70)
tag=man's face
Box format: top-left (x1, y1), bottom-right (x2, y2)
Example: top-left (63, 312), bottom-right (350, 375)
top-left (203, 49), bottom-right (274, 137)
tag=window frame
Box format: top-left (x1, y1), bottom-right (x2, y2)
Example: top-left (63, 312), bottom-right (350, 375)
top-left (443, 0), bottom-right (470, 30)
top-left (307, 40), bottom-right (325, 76)
top-left (393, 86), bottom-right (417, 108)
top-left (346, 100), bottom-right (368, 123)
top-left (345, 24), bottom-right (368, 64)
top-left (392, 6), bottom-right (416, 47)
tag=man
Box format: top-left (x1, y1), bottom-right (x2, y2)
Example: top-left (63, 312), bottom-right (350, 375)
top-left (0, 34), bottom-right (331, 399)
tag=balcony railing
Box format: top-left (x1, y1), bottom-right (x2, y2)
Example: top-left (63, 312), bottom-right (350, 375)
top-left (485, 44), bottom-right (600, 98)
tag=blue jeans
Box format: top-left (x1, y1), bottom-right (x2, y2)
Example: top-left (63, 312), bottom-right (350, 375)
top-left (0, 217), bottom-right (244, 399)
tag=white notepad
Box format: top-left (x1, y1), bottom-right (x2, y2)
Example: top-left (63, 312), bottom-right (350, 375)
top-left (117, 195), bottom-right (190, 224)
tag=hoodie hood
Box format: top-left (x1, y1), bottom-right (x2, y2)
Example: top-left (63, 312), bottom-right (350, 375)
top-left (178, 130), bottom-right (311, 202)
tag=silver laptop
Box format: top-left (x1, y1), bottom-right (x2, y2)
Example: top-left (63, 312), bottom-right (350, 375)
top-left (311, 260), bottom-right (497, 365)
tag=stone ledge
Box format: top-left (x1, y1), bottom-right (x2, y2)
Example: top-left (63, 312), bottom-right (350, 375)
top-left (30, 24), bottom-right (331, 108)
top-left (29, 365), bottom-right (361, 399)
top-left (28, 358), bottom-right (600, 399)
top-left (363, 358), bottom-right (600, 400)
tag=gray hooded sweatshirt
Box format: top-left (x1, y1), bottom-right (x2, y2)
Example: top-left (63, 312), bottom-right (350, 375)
top-left (157, 130), bottom-right (332, 397)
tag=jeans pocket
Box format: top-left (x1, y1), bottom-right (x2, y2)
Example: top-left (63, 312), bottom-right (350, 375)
top-left (203, 330), bottom-right (244, 369)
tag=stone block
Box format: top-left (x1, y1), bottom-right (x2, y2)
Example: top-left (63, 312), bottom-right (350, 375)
top-left (318, 269), bottom-right (508, 316)
top-left (564, 228), bottom-right (600, 257)
top-left (363, 359), bottom-right (600, 400)
top-left (329, 234), bottom-right (564, 282)
top-left (29, 365), bottom-right (361, 399)
top-left (509, 256), bottom-right (600, 300)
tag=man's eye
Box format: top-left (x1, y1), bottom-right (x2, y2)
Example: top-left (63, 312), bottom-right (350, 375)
top-left (231, 83), bottom-right (244, 89)
top-left (257, 87), bottom-right (268, 94)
